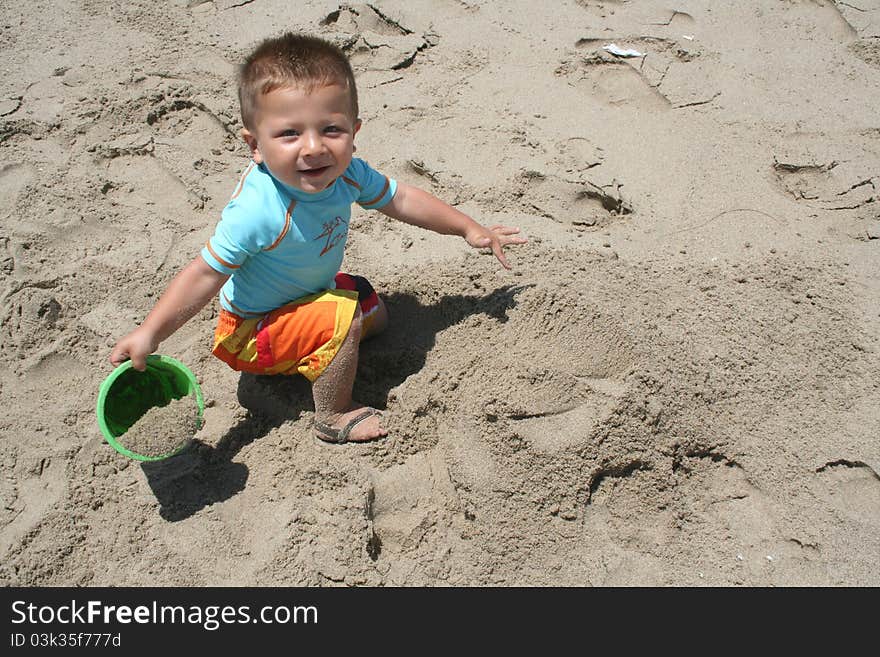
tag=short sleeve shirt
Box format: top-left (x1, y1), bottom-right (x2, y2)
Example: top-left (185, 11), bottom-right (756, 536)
top-left (201, 158), bottom-right (396, 317)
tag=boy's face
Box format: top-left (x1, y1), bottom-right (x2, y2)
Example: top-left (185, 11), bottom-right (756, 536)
top-left (242, 83), bottom-right (360, 194)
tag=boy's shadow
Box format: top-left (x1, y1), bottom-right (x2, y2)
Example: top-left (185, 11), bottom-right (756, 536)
top-left (142, 284), bottom-right (529, 521)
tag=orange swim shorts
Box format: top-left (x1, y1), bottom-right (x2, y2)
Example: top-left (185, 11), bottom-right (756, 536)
top-left (212, 273), bottom-right (381, 382)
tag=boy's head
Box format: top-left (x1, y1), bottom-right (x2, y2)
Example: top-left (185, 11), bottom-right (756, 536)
top-left (238, 33), bottom-right (361, 194)
top-left (238, 32), bottom-right (358, 130)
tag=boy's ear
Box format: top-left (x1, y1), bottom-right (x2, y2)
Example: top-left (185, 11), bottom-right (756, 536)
top-left (352, 119), bottom-right (361, 152)
top-left (240, 128), bottom-right (263, 163)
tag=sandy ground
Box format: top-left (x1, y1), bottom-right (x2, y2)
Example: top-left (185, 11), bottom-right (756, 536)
top-left (1, 0), bottom-right (879, 586)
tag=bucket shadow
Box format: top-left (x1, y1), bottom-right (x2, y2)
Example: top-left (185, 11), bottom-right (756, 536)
top-left (141, 284), bottom-right (528, 521)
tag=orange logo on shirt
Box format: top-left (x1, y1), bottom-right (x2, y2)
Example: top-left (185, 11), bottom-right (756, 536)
top-left (314, 216), bottom-right (348, 256)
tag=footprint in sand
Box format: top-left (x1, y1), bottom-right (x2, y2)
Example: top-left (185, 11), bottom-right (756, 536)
top-left (14, 77), bottom-right (65, 125)
top-left (2, 286), bottom-right (63, 353)
top-left (771, 152), bottom-right (877, 211)
top-left (88, 92), bottom-right (234, 218)
top-left (815, 460), bottom-right (880, 526)
top-left (367, 451), bottom-right (461, 558)
top-left (103, 155), bottom-right (201, 217)
top-left (585, 446), bottom-right (822, 583)
top-left (320, 4), bottom-right (432, 73)
top-left (565, 43), bottom-right (670, 111)
top-left (146, 97), bottom-right (233, 145)
top-left (492, 289), bottom-right (636, 453)
top-left (565, 6), bottom-right (718, 112)
top-left (515, 169), bottom-right (633, 229)
top-left (509, 377), bottom-right (627, 454)
top-left (0, 454), bottom-right (67, 563)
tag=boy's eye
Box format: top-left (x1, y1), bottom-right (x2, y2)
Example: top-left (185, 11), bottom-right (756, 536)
top-left (279, 129), bottom-right (299, 137)
top-left (324, 125), bottom-right (341, 134)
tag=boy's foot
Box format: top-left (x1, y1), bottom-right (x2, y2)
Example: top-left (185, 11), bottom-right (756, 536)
top-left (314, 406), bottom-right (387, 444)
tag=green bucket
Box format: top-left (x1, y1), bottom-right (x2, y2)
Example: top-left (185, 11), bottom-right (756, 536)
top-left (96, 354), bottom-right (205, 462)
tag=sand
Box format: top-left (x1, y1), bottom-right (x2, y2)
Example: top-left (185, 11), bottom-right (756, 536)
top-left (116, 396), bottom-right (201, 458)
top-left (1, 0), bottom-right (878, 586)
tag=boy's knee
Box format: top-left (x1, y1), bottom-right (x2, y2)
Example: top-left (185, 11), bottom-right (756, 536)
top-left (363, 297), bottom-right (388, 339)
top-left (373, 297), bottom-right (388, 329)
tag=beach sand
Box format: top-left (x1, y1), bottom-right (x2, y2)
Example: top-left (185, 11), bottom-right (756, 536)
top-left (1, 0), bottom-right (878, 586)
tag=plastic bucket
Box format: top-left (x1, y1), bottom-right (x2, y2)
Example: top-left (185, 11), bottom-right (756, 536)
top-left (96, 354), bottom-right (204, 461)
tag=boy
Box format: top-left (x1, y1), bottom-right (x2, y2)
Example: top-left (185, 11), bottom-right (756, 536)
top-left (110, 33), bottom-right (526, 444)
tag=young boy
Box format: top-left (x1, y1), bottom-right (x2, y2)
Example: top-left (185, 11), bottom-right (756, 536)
top-left (110, 33), bottom-right (526, 444)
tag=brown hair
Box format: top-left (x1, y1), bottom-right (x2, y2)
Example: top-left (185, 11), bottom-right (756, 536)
top-left (238, 33), bottom-right (358, 129)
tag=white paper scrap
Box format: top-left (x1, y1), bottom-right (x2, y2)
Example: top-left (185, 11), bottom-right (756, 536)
top-left (602, 43), bottom-right (644, 58)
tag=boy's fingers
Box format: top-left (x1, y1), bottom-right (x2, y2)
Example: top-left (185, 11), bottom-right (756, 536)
top-left (472, 227), bottom-right (522, 268)
top-left (491, 226), bottom-right (528, 247)
top-left (123, 350), bottom-right (146, 371)
top-left (109, 346), bottom-right (126, 366)
top-left (110, 343), bottom-right (147, 370)
top-left (490, 224), bottom-right (522, 236)
top-left (492, 241), bottom-right (512, 269)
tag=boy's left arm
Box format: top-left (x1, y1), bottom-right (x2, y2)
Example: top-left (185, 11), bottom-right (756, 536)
top-left (378, 182), bottom-right (526, 269)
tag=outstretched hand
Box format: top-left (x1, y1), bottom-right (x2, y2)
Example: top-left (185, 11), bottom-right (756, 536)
top-left (465, 224), bottom-right (528, 269)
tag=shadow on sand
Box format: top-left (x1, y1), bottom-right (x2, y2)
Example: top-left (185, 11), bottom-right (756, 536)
top-left (142, 285), bottom-right (528, 521)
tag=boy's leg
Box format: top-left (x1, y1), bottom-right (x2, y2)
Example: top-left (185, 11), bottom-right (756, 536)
top-left (312, 306), bottom-right (387, 442)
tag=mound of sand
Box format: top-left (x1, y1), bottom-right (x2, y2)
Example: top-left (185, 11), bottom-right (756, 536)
top-left (116, 396), bottom-right (201, 459)
top-left (1, 0), bottom-right (878, 586)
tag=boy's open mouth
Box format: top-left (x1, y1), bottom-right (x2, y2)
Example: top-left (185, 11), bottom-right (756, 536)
top-left (299, 166), bottom-right (330, 177)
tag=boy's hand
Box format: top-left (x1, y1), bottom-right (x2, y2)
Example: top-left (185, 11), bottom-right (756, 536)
top-left (465, 224), bottom-right (528, 270)
top-left (110, 327), bottom-right (159, 371)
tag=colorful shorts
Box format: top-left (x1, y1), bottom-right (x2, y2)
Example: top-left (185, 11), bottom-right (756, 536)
top-left (212, 273), bottom-right (381, 381)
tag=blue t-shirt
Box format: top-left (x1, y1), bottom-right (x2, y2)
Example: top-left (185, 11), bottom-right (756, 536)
top-left (201, 158), bottom-right (396, 317)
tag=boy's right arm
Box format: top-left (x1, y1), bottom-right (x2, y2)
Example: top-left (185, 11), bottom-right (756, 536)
top-left (110, 256), bottom-right (229, 370)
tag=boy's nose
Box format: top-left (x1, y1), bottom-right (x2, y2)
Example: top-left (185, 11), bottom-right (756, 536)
top-left (300, 131), bottom-right (325, 156)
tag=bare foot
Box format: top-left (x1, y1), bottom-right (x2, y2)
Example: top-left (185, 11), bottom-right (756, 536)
top-left (314, 405), bottom-right (387, 444)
